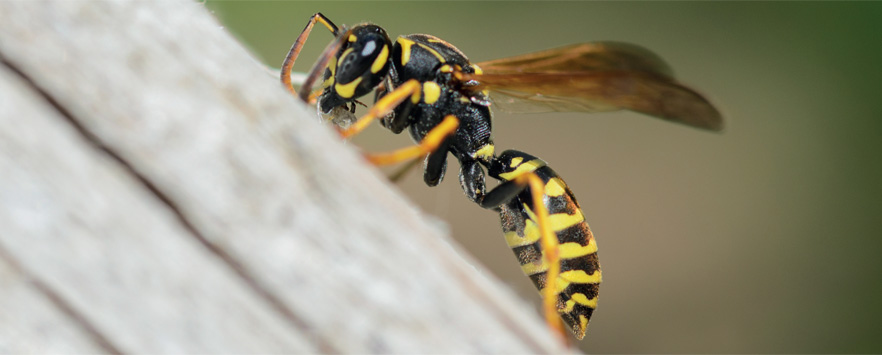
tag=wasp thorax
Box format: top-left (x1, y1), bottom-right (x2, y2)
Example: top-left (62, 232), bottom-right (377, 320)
top-left (319, 24), bottom-right (392, 113)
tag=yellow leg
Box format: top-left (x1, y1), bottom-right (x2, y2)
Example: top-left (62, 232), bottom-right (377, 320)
top-left (366, 115), bottom-right (458, 165)
top-left (515, 172), bottom-right (566, 343)
top-left (280, 13), bottom-right (339, 97)
top-left (339, 79), bottom-right (421, 139)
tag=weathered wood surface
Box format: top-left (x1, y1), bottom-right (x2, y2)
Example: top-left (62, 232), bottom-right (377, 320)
top-left (0, 2), bottom-right (569, 353)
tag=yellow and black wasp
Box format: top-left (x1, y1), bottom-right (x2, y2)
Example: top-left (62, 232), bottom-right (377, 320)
top-left (280, 13), bottom-right (722, 341)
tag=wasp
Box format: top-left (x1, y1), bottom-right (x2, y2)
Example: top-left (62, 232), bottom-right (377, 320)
top-left (280, 13), bottom-right (721, 341)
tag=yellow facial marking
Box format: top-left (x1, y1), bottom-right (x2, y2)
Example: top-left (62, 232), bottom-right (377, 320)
top-left (397, 37), bottom-right (415, 66)
top-left (509, 157), bottom-right (523, 167)
top-left (544, 178), bottom-right (567, 197)
top-left (334, 77), bottom-right (363, 99)
top-left (370, 45), bottom-right (389, 74)
top-left (327, 55), bottom-right (337, 76)
top-left (417, 43), bottom-right (446, 63)
top-left (338, 47), bottom-right (354, 65)
top-left (498, 159), bottom-right (546, 180)
top-left (422, 81), bottom-right (441, 104)
top-left (348, 34), bottom-right (357, 42)
top-left (321, 77), bottom-right (334, 89)
top-left (472, 144), bottom-right (495, 160)
top-left (558, 240), bottom-right (598, 260)
top-left (472, 64), bottom-right (484, 75)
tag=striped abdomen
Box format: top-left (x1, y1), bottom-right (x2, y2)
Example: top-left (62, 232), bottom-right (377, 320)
top-left (496, 159), bottom-right (601, 340)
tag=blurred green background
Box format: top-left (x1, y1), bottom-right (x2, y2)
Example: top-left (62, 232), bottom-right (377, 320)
top-left (205, 1), bottom-right (882, 353)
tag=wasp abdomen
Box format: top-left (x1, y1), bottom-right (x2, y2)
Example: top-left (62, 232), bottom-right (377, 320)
top-left (493, 152), bottom-right (601, 340)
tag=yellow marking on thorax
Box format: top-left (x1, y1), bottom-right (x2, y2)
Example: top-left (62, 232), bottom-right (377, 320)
top-left (422, 81), bottom-right (441, 104)
top-left (558, 239), bottom-right (597, 260)
top-left (439, 64), bottom-right (454, 73)
top-left (498, 159), bottom-right (546, 180)
top-left (334, 77), bottom-right (363, 99)
top-left (416, 43), bottom-right (446, 63)
top-left (371, 45), bottom-right (389, 74)
top-left (472, 144), bottom-right (495, 161)
top-left (348, 34), bottom-right (357, 42)
top-left (397, 37), bottom-right (415, 66)
top-left (471, 63), bottom-right (484, 75)
top-left (544, 177), bottom-right (567, 197)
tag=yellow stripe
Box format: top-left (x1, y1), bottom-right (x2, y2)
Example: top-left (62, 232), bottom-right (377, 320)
top-left (570, 293), bottom-right (598, 308)
top-left (397, 37), bottom-right (415, 66)
top-left (560, 269), bottom-right (602, 284)
top-left (544, 177), bottom-right (567, 197)
top-left (524, 202), bottom-right (584, 233)
top-left (334, 77), bottom-right (363, 98)
top-left (549, 209), bottom-right (584, 232)
top-left (422, 81), bottom-right (441, 104)
top-left (564, 293), bottom-right (598, 313)
top-left (558, 240), bottom-right (597, 260)
top-left (509, 156), bottom-right (523, 167)
top-left (521, 257), bottom-right (548, 275)
top-left (416, 43), bottom-right (446, 63)
top-left (371, 45), bottom-right (389, 74)
top-left (546, 269), bottom-right (602, 295)
top-left (471, 63), bottom-right (484, 75)
top-left (498, 159), bottom-right (545, 180)
top-left (579, 315), bottom-right (589, 337)
top-left (505, 219), bottom-right (540, 248)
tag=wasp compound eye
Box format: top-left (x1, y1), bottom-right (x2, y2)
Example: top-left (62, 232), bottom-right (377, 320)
top-left (319, 25), bottom-right (392, 113)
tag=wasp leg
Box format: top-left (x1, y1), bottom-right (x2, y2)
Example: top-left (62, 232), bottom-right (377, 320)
top-left (365, 115), bottom-right (458, 166)
top-left (280, 13), bottom-right (340, 98)
top-left (387, 156), bottom-right (422, 182)
top-left (459, 159), bottom-right (486, 204)
top-left (482, 173), bottom-right (567, 342)
top-left (340, 79), bottom-right (421, 138)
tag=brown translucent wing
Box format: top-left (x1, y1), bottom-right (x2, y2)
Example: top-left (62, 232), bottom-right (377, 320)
top-left (469, 42), bottom-right (722, 131)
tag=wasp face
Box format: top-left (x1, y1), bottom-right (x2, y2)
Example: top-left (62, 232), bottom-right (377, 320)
top-left (319, 24), bottom-right (392, 113)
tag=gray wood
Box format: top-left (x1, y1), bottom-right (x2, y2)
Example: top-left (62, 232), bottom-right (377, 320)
top-left (0, 1), bottom-right (570, 353)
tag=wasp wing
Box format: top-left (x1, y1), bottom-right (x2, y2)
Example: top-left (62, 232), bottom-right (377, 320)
top-left (468, 42), bottom-right (722, 131)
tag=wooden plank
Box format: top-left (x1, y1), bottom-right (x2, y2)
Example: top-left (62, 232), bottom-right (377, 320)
top-left (0, 1), bottom-right (570, 353)
top-left (0, 64), bottom-right (314, 353)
